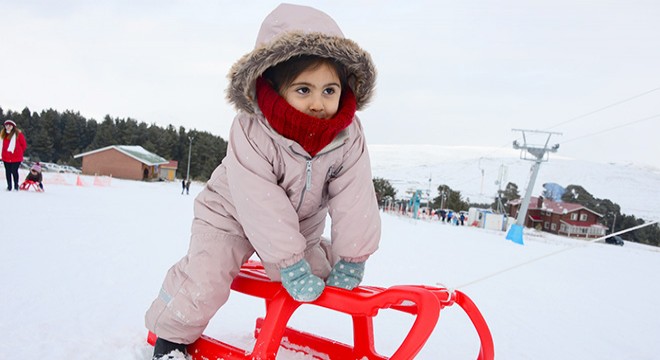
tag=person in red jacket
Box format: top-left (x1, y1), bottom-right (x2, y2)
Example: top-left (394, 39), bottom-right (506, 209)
top-left (1, 119), bottom-right (27, 191)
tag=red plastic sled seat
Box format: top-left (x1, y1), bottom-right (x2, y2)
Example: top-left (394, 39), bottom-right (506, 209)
top-left (147, 260), bottom-right (494, 359)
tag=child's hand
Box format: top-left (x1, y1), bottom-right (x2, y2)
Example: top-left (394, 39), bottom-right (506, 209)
top-left (326, 260), bottom-right (365, 290)
top-left (279, 259), bottom-right (325, 302)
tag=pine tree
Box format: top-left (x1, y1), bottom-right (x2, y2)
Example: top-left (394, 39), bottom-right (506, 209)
top-left (373, 177), bottom-right (397, 206)
top-left (501, 182), bottom-right (520, 202)
top-left (30, 125), bottom-right (55, 162)
top-left (80, 119), bottom-right (98, 155)
top-left (89, 116), bottom-right (117, 150)
top-left (433, 184), bottom-right (468, 211)
top-left (116, 117), bottom-right (140, 145)
top-left (59, 111), bottom-right (85, 162)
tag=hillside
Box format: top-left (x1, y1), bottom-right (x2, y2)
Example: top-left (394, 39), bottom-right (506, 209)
top-left (368, 144), bottom-right (660, 222)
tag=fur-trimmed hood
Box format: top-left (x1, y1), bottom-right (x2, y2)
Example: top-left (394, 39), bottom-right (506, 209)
top-left (226, 3), bottom-right (377, 114)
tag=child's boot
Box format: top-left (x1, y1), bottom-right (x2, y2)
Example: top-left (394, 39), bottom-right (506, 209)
top-left (152, 337), bottom-right (188, 360)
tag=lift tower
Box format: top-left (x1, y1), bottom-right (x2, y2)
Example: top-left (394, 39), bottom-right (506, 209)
top-left (505, 129), bottom-right (562, 245)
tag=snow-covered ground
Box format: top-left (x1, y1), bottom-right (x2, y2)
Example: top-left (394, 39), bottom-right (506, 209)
top-left (2, 153), bottom-right (659, 359)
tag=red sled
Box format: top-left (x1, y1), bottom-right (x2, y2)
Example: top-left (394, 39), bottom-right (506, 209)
top-left (147, 261), bottom-right (494, 359)
top-left (19, 180), bottom-right (44, 192)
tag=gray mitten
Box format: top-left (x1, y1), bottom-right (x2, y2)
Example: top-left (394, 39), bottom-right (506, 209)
top-left (279, 259), bottom-right (325, 302)
top-left (326, 260), bottom-right (365, 290)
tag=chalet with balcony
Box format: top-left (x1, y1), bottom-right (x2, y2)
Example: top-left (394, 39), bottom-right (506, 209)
top-left (508, 196), bottom-right (607, 239)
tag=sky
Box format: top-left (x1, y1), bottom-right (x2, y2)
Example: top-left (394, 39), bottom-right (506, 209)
top-left (2, 160), bottom-right (659, 359)
top-left (1, 0), bottom-right (659, 168)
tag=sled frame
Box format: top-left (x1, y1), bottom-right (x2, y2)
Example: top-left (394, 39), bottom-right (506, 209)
top-left (148, 261), bottom-right (494, 360)
top-left (19, 180), bottom-right (43, 192)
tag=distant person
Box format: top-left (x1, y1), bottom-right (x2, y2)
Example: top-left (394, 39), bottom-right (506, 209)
top-left (144, 4), bottom-right (381, 359)
top-left (185, 178), bottom-right (191, 195)
top-left (1, 119), bottom-right (27, 191)
top-left (23, 163), bottom-right (44, 191)
top-left (181, 179), bottom-right (186, 195)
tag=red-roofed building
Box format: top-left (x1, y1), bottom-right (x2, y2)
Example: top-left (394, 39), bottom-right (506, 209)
top-left (508, 196), bottom-right (607, 239)
top-left (160, 160), bottom-right (179, 181)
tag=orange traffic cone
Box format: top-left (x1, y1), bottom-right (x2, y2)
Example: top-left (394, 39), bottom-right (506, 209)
top-left (76, 175), bottom-right (85, 186)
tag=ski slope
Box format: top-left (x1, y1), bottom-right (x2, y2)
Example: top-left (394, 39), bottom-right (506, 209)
top-left (2, 155), bottom-right (659, 359)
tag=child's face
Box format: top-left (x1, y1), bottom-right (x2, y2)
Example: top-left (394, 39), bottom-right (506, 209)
top-left (281, 63), bottom-right (341, 119)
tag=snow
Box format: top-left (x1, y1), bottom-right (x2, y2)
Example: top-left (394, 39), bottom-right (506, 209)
top-left (2, 150), bottom-right (660, 359)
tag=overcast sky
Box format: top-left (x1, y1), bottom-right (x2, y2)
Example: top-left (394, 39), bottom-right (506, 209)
top-left (1, 0), bottom-right (659, 168)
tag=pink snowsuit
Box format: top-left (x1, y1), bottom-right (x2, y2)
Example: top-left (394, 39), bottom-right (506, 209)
top-left (145, 3), bottom-right (381, 344)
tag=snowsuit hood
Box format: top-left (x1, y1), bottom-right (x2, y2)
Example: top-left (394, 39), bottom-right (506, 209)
top-left (226, 3), bottom-right (377, 114)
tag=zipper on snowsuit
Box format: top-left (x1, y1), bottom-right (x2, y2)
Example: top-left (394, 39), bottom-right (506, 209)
top-left (296, 159), bottom-right (313, 212)
top-left (291, 141), bottom-right (347, 213)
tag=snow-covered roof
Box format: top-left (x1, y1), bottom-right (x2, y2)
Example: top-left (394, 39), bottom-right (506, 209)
top-left (510, 196), bottom-right (604, 218)
top-left (73, 145), bottom-right (169, 166)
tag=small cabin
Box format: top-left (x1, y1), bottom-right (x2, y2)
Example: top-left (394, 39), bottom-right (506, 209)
top-left (74, 145), bottom-right (169, 181)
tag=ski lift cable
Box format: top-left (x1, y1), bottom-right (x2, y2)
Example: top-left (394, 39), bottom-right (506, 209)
top-left (469, 87), bottom-right (660, 162)
top-left (505, 87), bottom-right (659, 150)
top-left (427, 88), bottom-right (659, 198)
top-left (544, 87), bottom-right (660, 131)
top-left (453, 220), bottom-right (659, 289)
top-left (445, 89), bottom-right (660, 188)
top-left (559, 113), bottom-right (660, 145)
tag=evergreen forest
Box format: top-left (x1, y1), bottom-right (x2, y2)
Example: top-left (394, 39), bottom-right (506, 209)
top-left (1, 106), bottom-right (227, 181)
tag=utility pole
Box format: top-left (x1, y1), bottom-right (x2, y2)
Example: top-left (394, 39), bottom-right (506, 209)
top-left (495, 164), bottom-right (507, 214)
top-left (505, 129), bottom-right (561, 245)
top-left (478, 157), bottom-right (485, 195)
top-left (440, 189), bottom-right (446, 211)
top-left (427, 173), bottom-right (432, 215)
top-left (186, 136), bottom-right (194, 181)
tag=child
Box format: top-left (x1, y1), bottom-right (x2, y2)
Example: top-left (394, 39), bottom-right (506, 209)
top-left (1, 119), bottom-right (28, 191)
top-left (144, 4), bottom-right (381, 359)
top-left (24, 163), bottom-right (44, 190)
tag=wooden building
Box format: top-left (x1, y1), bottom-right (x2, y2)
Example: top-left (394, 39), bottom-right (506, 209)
top-left (74, 145), bottom-right (169, 181)
top-left (160, 160), bottom-right (179, 181)
top-left (508, 196), bottom-right (608, 239)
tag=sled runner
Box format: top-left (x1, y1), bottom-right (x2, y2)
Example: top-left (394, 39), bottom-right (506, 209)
top-left (19, 180), bottom-right (43, 192)
top-left (147, 261), bottom-right (494, 359)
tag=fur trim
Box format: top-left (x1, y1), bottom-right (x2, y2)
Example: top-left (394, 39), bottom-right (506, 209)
top-left (227, 31), bottom-right (376, 114)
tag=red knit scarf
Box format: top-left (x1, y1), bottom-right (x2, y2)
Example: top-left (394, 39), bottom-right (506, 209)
top-left (256, 77), bottom-right (356, 157)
